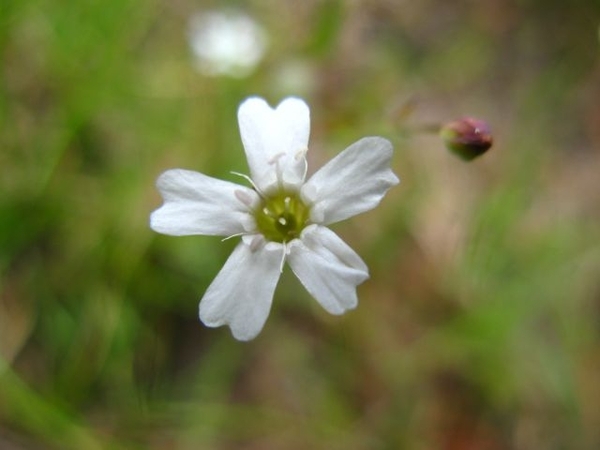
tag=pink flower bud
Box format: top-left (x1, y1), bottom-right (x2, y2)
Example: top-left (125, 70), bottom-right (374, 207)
top-left (440, 117), bottom-right (493, 161)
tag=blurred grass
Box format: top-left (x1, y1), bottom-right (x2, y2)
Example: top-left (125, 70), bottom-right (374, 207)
top-left (2, 0), bottom-right (600, 449)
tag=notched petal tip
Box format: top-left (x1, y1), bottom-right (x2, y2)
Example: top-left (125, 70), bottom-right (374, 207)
top-left (237, 96), bottom-right (309, 123)
top-left (275, 96), bottom-right (309, 116)
top-left (154, 168), bottom-right (179, 193)
top-left (288, 226), bottom-right (368, 316)
top-left (237, 96), bottom-right (269, 117)
top-left (199, 307), bottom-right (262, 341)
top-left (237, 95), bottom-right (311, 192)
top-left (149, 169), bottom-right (258, 237)
top-left (368, 138), bottom-right (400, 184)
top-left (154, 168), bottom-right (198, 191)
top-left (198, 239), bottom-right (282, 341)
top-left (148, 209), bottom-right (163, 232)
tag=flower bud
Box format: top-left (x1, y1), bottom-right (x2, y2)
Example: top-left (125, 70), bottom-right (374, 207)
top-left (440, 117), bottom-right (493, 161)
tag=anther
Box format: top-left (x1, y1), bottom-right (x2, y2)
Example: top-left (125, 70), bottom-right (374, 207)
top-left (234, 189), bottom-right (254, 207)
top-left (268, 152), bottom-right (285, 165)
top-left (249, 235), bottom-right (263, 252)
top-left (294, 147), bottom-right (307, 161)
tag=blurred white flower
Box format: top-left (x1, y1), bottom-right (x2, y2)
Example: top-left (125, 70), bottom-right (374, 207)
top-left (150, 97), bottom-right (399, 340)
top-left (188, 10), bottom-right (267, 77)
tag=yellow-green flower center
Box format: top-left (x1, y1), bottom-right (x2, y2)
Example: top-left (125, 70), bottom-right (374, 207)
top-left (254, 191), bottom-right (310, 243)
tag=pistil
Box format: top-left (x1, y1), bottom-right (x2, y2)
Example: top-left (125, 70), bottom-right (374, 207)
top-left (254, 190), bottom-right (310, 243)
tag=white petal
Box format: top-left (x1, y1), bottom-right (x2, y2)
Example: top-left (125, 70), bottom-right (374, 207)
top-left (301, 137), bottom-right (399, 225)
top-left (150, 169), bottom-right (259, 237)
top-left (287, 225), bottom-right (369, 315)
top-left (199, 236), bottom-right (283, 341)
top-left (237, 97), bottom-right (310, 192)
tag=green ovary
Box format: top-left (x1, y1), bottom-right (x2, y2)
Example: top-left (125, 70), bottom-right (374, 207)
top-left (254, 191), bottom-right (310, 243)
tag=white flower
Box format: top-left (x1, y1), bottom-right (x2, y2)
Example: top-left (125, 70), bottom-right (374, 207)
top-left (150, 97), bottom-right (399, 341)
top-left (188, 10), bottom-right (267, 78)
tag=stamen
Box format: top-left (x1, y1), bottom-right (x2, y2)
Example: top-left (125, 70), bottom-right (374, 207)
top-left (279, 243), bottom-right (287, 273)
top-left (230, 171), bottom-right (265, 198)
top-left (300, 155), bottom-right (308, 181)
top-left (293, 147), bottom-right (308, 181)
top-left (252, 190), bottom-right (310, 244)
top-left (221, 232), bottom-right (246, 242)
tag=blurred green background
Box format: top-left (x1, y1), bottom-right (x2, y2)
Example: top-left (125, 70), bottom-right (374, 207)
top-left (2, 0), bottom-right (600, 448)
